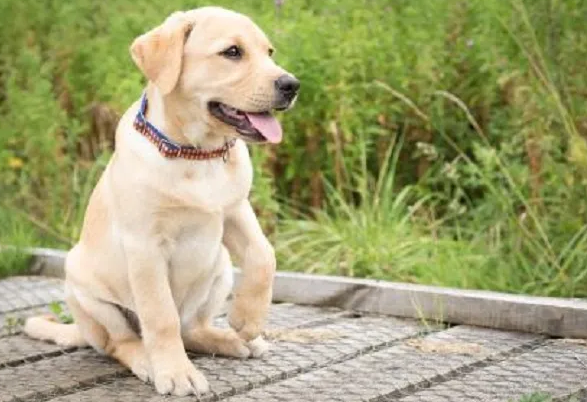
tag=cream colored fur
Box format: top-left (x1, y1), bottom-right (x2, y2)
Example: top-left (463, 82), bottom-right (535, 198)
top-left (23, 7), bottom-right (296, 397)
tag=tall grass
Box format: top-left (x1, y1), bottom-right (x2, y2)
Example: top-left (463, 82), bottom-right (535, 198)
top-left (275, 0), bottom-right (587, 297)
top-left (278, 135), bottom-right (438, 279)
top-left (277, 120), bottom-right (587, 296)
top-left (0, 0), bottom-right (586, 295)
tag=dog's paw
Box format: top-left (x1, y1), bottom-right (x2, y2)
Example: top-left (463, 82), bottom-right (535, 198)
top-left (183, 327), bottom-right (252, 359)
top-left (129, 350), bottom-right (152, 384)
top-left (228, 293), bottom-right (270, 341)
top-left (246, 336), bottom-right (270, 358)
top-left (216, 331), bottom-right (252, 359)
top-left (228, 312), bottom-right (262, 341)
top-left (153, 357), bottom-right (209, 397)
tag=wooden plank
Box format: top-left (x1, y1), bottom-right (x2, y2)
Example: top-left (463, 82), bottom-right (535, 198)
top-left (0, 246), bottom-right (66, 278)
top-left (268, 271), bottom-right (587, 338)
top-left (20, 247), bottom-right (587, 338)
top-left (27, 247), bottom-right (68, 278)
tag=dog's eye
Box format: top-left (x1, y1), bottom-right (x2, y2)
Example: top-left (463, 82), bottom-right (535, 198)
top-left (220, 45), bottom-right (243, 60)
top-left (268, 48), bottom-right (274, 57)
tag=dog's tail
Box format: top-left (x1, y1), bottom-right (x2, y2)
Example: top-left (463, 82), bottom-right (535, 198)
top-left (24, 315), bottom-right (88, 347)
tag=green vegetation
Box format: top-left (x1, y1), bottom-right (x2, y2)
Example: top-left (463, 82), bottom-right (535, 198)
top-left (3, 315), bottom-right (25, 335)
top-left (49, 301), bottom-right (74, 324)
top-left (0, 0), bottom-right (586, 296)
top-left (514, 392), bottom-right (579, 402)
top-left (0, 209), bottom-right (34, 277)
top-left (515, 393), bottom-right (552, 402)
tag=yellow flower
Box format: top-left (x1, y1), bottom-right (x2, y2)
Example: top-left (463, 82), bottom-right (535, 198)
top-left (8, 157), bottom-right (24, 169)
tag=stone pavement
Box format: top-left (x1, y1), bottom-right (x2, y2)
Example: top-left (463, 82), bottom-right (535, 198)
top-left (0, 276), bottom-right (586, 402)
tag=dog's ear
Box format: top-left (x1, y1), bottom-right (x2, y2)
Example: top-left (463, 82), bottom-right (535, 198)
top-left (130, 12), bottom-right (193, 95)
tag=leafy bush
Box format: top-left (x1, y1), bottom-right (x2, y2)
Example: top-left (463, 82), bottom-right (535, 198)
top-left (0, 0), bottom-right (586, 295)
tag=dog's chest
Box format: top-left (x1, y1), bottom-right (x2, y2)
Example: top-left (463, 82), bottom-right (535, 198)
top-left (173, 147), bottom-right (253, 211)
top-left (164, 211), bottom-right (223, 270)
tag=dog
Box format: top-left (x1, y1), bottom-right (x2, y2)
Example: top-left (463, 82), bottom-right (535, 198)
top-left (24, 6), bottom-right (299, 397)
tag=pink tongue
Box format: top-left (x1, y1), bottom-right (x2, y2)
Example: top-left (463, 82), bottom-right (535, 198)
top-left (245, 112), bottom-right (283, 143)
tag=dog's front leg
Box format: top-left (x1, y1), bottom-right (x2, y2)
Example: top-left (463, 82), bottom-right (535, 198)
top-left (125, 239), bottom-right (209, 396)
top-left (223, 201), bottom-right (276, 341)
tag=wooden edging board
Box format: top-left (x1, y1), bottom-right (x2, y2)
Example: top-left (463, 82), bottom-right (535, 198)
top-left (13, 247), bottom-right (587, 338)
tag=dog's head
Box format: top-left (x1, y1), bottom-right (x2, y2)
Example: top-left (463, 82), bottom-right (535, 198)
top-left (130, 7), bottom-right (298, 144)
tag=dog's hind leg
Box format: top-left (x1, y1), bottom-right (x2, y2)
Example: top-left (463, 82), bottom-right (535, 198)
top-left (182, 250), bottom-right (269, 358)
top-left (70, 287), bottom-right (152, 383)
top-left (183, 262), bottom-right (249, 358)
top-left (24, 283), bottom-right (98, 348)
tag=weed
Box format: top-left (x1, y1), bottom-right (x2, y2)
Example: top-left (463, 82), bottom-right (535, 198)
top-left (514, 392), bottom-right (579, 402)
top-left (48, 302), bottom-right (74, 324)
top-left (3, 315), bottom-right (24, 335)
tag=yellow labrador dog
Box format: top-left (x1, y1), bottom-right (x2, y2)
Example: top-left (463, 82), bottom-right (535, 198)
top-left (24, 6), bottom-right (299, 397)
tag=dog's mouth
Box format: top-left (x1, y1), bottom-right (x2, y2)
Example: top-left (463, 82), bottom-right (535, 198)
top-left (208, 102), bottom-right (283, 144)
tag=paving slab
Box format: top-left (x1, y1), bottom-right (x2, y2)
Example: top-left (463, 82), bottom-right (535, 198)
top-left (221, 326), bottom-right (543, 402)
top-left (398, 339), bottom-right (587, 402)
top-left (0, 276), bottom-right (586, 402)
top-left (0, 276), bottom-right (63, 313)
top-left (0, 334), bottom-right (77, 367)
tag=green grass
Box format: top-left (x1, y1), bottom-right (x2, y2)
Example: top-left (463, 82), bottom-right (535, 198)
top-left (1, 0), bottom-right (586, 294)
top-left (0, 208), bottom-right (35, 277)
top-left (277, 130), bottom-right (587, 295)
top-left (0, 248), bottom-right (30, 278)
top-left (515, 393), bottom-right (553, 402)
top-left (514, 392), bottom-right (580, 402)
top-left (49, 301), bottom-right (74, 324)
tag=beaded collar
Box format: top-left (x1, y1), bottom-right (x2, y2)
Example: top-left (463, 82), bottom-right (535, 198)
top-left (132, 94), bottom-right (236, 161)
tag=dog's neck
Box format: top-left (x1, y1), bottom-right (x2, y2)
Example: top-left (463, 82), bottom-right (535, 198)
top-left (144, 84), bottom-right (231, 150)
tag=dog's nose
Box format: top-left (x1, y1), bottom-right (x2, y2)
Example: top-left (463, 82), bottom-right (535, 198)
top-left (275, 75), bottom-right (300, 98)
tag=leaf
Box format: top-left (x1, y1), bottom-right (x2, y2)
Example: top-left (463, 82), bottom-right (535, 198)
top-left (49, 301), bottom-right (63, 316)
top-left (48, 301), bottom-right (74, 324)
